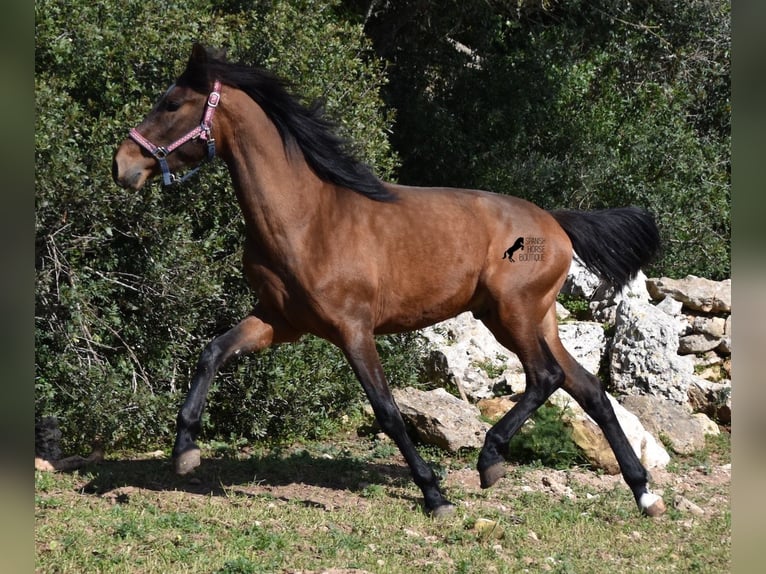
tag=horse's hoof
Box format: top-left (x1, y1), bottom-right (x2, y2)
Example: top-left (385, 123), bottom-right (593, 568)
top-left (174, 448), bottom-right (201, 475)
top-left (640, 492), bottom-right (666, 517)
top-left (479, 462), bottom-right (506, 489)
top-left (644, 499), bottom-right (666, 517)
top-left (430, 503), bottom-right (457, 519)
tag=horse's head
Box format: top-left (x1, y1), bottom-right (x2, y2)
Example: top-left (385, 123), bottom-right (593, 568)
top-left (112, 44), bottom-right (222, 189)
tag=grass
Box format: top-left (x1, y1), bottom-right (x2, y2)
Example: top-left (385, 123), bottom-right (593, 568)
top-left (35, 425), bottom-right (730, 573)
top-left (471, 356), bottom-right (508, 379)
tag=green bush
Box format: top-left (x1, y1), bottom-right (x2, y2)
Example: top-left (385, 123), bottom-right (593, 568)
top-left (205, 333), bottom-right (429, 444)
top-left (556, 294), bottom-right (591, 321)
top-left (507, 403), bottom-right (588, 470)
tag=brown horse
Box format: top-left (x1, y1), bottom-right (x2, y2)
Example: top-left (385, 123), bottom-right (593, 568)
top-left (113, 44), bottom-right (665, 518)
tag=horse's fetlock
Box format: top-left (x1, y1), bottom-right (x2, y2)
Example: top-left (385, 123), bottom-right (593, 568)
top-left (177, 409), bottom-right (201, 433)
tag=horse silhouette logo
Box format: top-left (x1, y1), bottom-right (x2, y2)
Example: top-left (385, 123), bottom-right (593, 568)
top-left (503, 237), bottom-right (524, 262)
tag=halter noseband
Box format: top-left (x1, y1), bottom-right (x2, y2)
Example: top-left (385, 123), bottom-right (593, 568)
top-left (129, 80), bottom-right (222, 186)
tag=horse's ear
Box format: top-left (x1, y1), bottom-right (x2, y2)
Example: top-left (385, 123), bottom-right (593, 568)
top-left (182, 43), bottom-right (212, 89)
top-left (188, 43), bottom-right (226, 65)
top-left (190, 43), bottom-right (208, 64)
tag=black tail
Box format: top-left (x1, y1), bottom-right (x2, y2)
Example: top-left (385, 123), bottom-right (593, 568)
top-left (551, 206), bottom-right (660, 291)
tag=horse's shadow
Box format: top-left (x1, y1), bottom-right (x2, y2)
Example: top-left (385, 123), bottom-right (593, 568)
top-left (80, 448), bottom-right (414, 503)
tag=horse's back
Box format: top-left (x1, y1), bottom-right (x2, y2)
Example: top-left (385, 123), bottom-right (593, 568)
top-left (358, 184), bottom-right (573, 332)
top-left (383, 184), bottom-right (572, 272)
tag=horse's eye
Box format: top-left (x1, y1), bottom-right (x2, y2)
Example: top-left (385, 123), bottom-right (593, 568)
top-left (165, 100), bottom-right (181, 112)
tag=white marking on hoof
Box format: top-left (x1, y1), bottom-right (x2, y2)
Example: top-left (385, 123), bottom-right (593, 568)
top-left (640, 492), bottom-right (666, 517)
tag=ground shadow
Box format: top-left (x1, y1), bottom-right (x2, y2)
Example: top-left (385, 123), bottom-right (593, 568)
top-left (80, 448), bottom-right (413, 502)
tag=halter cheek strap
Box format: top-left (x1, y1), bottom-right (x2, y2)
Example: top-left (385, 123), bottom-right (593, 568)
top-left (129, 80), bottom-right (222, 186)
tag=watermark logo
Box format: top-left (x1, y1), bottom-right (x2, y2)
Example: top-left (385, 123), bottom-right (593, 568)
top-left (502, 237), bottom-right (524, 261)
top-left (503, 236), bottom-right (545, 262)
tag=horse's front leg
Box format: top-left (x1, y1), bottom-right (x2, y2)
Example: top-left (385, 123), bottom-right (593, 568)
top-left (173, 307), bottom-right (298, 474)
top-left (339, 329), bottom-right (455, 517)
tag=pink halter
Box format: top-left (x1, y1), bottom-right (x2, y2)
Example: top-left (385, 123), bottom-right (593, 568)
top-left (129, 80), bottom-right (222, 185)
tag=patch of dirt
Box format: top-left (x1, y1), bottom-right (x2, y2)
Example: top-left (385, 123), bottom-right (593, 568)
top-left (80, 433), bottom-right (730, 521)
top-left (227, 482), bottom-right (374, 512)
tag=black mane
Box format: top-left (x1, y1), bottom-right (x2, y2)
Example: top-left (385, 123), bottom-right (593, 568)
top-left (180, 53), bottom-right (395, 202)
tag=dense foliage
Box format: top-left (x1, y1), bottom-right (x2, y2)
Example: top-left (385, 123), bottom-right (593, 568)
top-left (36, 0), bottom-right (729, 453)
top-left (357, 0), bottom-right (730, 279)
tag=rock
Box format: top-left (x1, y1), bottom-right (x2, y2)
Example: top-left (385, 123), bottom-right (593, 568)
top-left (687, 379), bottom-right (732, 424)
top-left (551, 390), bottom-right (670, 473)
top-left (618, 395), bottom-right (717, 455)
top-left (555, 302), bottom-right (571, 321)
top-left (567, 416), bottom-right (620, 475)
top-left (478, 389), bottom-right (672, 474)
top-left (656, 295), bottom-right (684, 317)
top-left (589, 270), bottom-right (652, 324)
top-left (420, 312), bottom-right (525, 400)
top-left (558, 322), bottom-right (605, 375)
top-left (392, 387), bottom-right (490, 452)
top-left (691, 352), bottom-right (726, 383)
top-left (691, 413), bottom-right (721, 436)
top-left (609, 298), bottom-right (697, 404)
top-left (621, 270), bottom-right (653, 301)
top-left (694, 350), bottom-right (723, 369)
top-left (562, 256), bottom-right (603, 299)
top-left (477, 397), bottom-right (517, 422)
top-left (541, 471), bottom-right (576, 499)
top-left (678, 315), bottom-right (727, 354)
top-left (689, 315), bottom-right (727, 338)
top-left (646, 276), bottom-right (731, 313)
top-left (674, 494), bottom-right (705, 516)
top-left (473, 518), bottom-right (505, 540)
top-left (413, 271), bottom-right (732, 468)
top-left (422, 312), bottom-right (608, 402)
top-left (679, 333), bottom-right (723, 354)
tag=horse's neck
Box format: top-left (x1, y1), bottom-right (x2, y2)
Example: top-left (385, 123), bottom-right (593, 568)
top-left (219, 95), bottom-right (333, 255)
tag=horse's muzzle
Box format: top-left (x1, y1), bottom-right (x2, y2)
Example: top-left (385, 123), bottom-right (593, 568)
top-left (112, 145), bottom-right (150, 190)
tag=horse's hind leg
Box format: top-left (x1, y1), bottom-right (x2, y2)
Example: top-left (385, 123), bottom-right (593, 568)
top-left (477, 316), bottom-right (566, 489)
top-left (480, 303), bottom-right (665, 516)
top-left (172, 305), bottom-right (299, 475)
top-left (553, 342), bottom-right (666, 516)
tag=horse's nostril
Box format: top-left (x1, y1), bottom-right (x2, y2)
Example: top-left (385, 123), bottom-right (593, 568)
top-left (112, 153), bottom-right (139, 188)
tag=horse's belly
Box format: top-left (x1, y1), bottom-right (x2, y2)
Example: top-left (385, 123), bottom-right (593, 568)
top-left (373, 265), bottom-right (483, 333)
